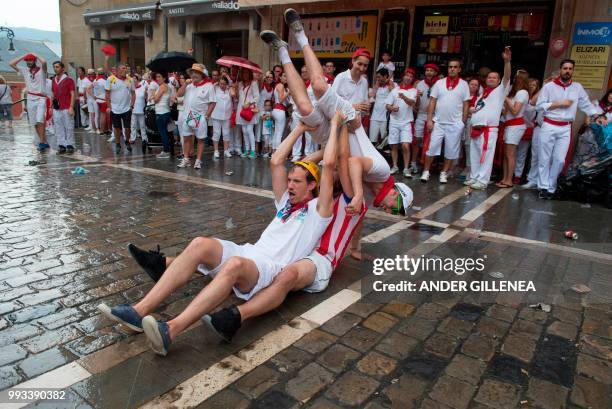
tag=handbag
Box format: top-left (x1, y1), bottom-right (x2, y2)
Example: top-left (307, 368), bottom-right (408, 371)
top-left (239, 83), bottom-right (255, 122)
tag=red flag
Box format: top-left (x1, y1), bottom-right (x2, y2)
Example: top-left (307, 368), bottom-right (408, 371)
top-left (101, 44), bottom-right (117, 56)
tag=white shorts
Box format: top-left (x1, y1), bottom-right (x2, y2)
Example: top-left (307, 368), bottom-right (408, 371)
top-left (427, 122), bottom-right (464, 160)
top-left (388, 122), bottom-right (413, 144)
top-left (504, 124), bottom-right (526, 145)
top-left (196, 239), bottom-right (283, 301)
top-left (180, 112), bottom-right (208, 139)
top-left (27, 97), bottom-right (46, 125)
top-left (414, 115), bottom-right (427, 139)
top-left (87, 99), bottom-right (98, 114)
top-left (301, 251), bottom-right (333, 293)
top-left (212, 118), bottom-right (230, 142)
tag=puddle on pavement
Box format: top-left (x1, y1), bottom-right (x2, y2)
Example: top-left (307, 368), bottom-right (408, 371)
top-left (487, 354), bottom-right (528, 384)
top-left (531, 334), bottom-right (577, 387)
top-left (147, 191), bottom-right (176, 198)
top-left (409, 224), bottom-right (445, 234)
top-left (402, 354), bottom-right (448, 378)
top-left (449, 303), bottom-right (485, 322)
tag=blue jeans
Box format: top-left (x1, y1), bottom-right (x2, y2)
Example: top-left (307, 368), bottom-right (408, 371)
top-left (156, 113), bottom-right (171, 152)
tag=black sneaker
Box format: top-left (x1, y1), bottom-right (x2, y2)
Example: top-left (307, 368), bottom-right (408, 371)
top-left (259, 30), bottom-right (289, 51)
top-left (66, 145), bottom-right (75, 154)
top-left (538, 189), bottom-right (552, 200)
top-left (126, 143), bottom-right (133, 153)
top-left (202, 305), bottom-right (241, 343)
top-left (142, 140), bottom-right (147, 154)
top-left (127, 243), bottom-right (166, 282)
top-left (115, 144), bottom-right (121, 154)
top-left (284, 8), bottom-right (304, 32)
top-left (57, 145), bottom-right (67, 154)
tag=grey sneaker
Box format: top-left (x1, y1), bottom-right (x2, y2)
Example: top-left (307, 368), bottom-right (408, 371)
top-left (284, 8), bottom-right (304, 32)
top-left (259, 31), bottom-right (288, 51)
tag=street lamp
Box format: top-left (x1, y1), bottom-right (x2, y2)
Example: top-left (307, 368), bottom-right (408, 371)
top-left (0, 26), bottom-right (16, 52)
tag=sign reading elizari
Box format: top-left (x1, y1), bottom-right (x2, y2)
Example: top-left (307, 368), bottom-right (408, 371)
top-left (571, 22), bottom-right (612, 89)
top-left (84, 9), bottom-right (156, 26)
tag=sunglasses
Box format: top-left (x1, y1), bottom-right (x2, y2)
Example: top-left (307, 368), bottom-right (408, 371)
top-left (391, 193), bottom-right (402, 215)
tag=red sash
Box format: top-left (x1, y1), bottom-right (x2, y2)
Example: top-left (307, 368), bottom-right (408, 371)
top-left (544, 117), bottom-right (571, 126)
top-left (471, 126), bottom-right (499, 164)
top-left (273, 103), bottom-right (286, 111)
top-left (504, 117), bottom-right (525, 126)
top-left (522, 127), bottom-right (534, 141)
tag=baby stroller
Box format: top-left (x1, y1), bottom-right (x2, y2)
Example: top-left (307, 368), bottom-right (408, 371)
top-left (557, 124), bottom-right (612, 207)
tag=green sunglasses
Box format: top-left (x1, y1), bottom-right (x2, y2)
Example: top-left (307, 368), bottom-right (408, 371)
top-left (391, 191), bottom-right (402, 215)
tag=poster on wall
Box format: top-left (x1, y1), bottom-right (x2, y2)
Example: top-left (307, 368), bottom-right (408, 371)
top-left (570, 44), bottom-right (610, 89)
top-left (423, 16), bottom-right (449, 35)
top-left (289, 14), bottom-right (378, 59)
top-left (378, 9), bottom-right (410, 79)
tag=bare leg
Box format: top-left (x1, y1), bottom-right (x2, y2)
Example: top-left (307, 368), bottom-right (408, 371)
top-left (196, 138), bottom-right (205, 162)
top-left (36, 123), bottom-right (46, 144)
top-left (125, 128), bottom-right (131, 144)
top-left (167, 256), bottom-right (260, 339)
top-left (391, 144), bottom-right (399, 168)
top-left (282, 62), bottom-right (314, 117)
top-left (301, 44), bottom-right (327, 99)
top-left (114, 128), bottom-right (122, 145)
top-left (349, 223), bottom-right (363, 260)
top-left (133, 237), bottom-right (222, 316)
top-left (183, 136), bottom-right (193, 160)
top-left (424, 155), bottom-right (434, 171)
top-left (402, 143), bottom-right (410, 169)
top-left (442, 158), bottom-right (452, 172)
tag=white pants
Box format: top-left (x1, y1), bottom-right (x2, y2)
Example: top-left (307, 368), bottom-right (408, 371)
top-left (242, 124), bottom-right (255, 153)
top-left (369, 119), bottom-right (388, 143)
top-left (130, 113), bottom-right (146, 141)
top-left (53, 109), bottom-right (75, 147)
top-left (427, 122), bottom-right (464, 160)
top-left (292, 132), bottom-right (314, 159)
top-left (79, 101), bottom-right (89, 127)
top-left (414, 115), bottom-right (427, 139)
top-left (469, 128), bottom-right (498, 185)
top-left (538, 122), bottom-right (571, 193)
top-left (527, 127), bottom-right (541, 184)
top-left (230, 126), bottom-right (242, 153)
top-left (212, 119), bottom-right (230, 143)
top-left (514, 139), bottom-right (531, 177)
top-left (272, 109), bottom-right (286, 150)
top-left (87, 99), bottom-right (99, 129)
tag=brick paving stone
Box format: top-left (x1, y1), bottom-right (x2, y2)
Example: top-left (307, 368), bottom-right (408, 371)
top-left (356, 351), bottom-right (397, 378)
top-left (437, 316), bottom-right (474, 339)
top-left (382, 374), bottom-right (428, 409)
top-left (7, 303), bottom-right (61, 324)
top-left (578, 334), bottom-right (612, 361)
top-left (486, 304), bottom-right (517, 323)
top-left (340, 326), bottom-right (382, 353)
top-left (552, 306), bottom-right (582, 326)
top-left (305, 398), bottom-right (343, 409)
top-left (510, 319), bottom-right (543, 341)
top-left (381, 302), bottom-right (415, 318)
top-left (429, 375), bottom-right (476, 409)
top-left (293, 330), bottom-right (337, 354)
top-left (0, 323), bottom-right (43, 347)
top-left (75, 314), bottom-right (113, 334)
top-left (285, 362), bottom-right (334, 402)
top-left (375, 331), bottom-right (418, 360)
top-left (325, 371), bottom-right (379, 407)
top-left (476, 316), bottom-right (510, 339)
top-left (420, 398), bottom-right (453, 409)
top-left (5, 272), bottom-right (48, 288)
top-left (18, 289), bottom-right (64, 307)
top-left (316, 344), bottom-right (360, 374)
top-left (0, 365), bottom-right (23, 389)
top-left (444, 354), bottom-right (486, 385)
top-left (473, 379), bottom-right (521, 409)
top-left (518, 306), bottom-right (549, 324)
top-left (415, 303), bottom-right (450, 320)
top-left (501, 334), bottom-right (537, 363)
top-left (570, 375), bottom-right (611, 409)
top-left (425, 332), bottom-right (460, 359)
top-left (576, 353), bottom-right (612, 384)
top-left (526, 377), bottom-right (569, 409)
top-left (195, 389), bottom-right (249, 409)
top-left (581, 318), bottom-right (611, 339)
top-left (320, 312), bottom-right (361, 336)
top-left (18, 346), bottom-right (78, 378)
top-left (65, 329), bottom-right (124, 356)
top-left (0, 344), bottom-right (28, 366)
top-left (234, 365), bottom-right (279, 399)
top-left (547, 320), bottom-right (579, 341)
top-left (0, 301), bottom-right (20, 315)
top-left (0, 286), bottom-right (36, 302)
top-left (362, 312), bottom-right (398, 334)
top-left (251, 390), bottom-right (299, 409)
top-left (20, 326), bottom-right (83, 354)
top-left (36, 307), bottom-right (82, 330)
top-left (270, 346), bottom-right (313, 374)
top-left (461, 334), bottom-right (497, 361)
top-left (397, 316), bottom-right (437, 340)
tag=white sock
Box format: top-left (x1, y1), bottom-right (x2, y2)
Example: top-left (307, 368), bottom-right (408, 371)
top-left (278, 46), bottom-right (291, 65)
top-left (295, 30), bottom-right (308, 49)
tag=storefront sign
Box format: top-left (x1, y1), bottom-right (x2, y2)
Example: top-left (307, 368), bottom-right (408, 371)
top-left (570, 44), bottom-right (610, 89)
top-left (572, 22), bottom-right (612, 45)
top-left (84, 4), bottom-right (157, 26)
top-left (423, 16), bottom-right (449, 35)
top-left (289, 15), bottom-right (378, 59)
top-left (161, 0), bottom-right (240, 17)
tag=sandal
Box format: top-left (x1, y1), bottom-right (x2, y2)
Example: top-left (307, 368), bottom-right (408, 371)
top-left (495, 182), bottom-right (513, 188)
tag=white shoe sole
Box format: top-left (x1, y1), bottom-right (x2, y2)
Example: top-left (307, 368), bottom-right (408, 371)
top-left (142, 315), bottom-right (167, 356)
top-left (97, 303), bottom-right (143, 333)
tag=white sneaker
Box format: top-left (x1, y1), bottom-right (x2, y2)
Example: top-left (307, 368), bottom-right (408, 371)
top-left (241, 152), bottom-right (248, 158)
top-left (156, 152), bottom-right (170, 159)
top-left (85, 127), bottom-right (92, 131)
top-left (520, 181), bottom-right (537, 190)
top-left (439, 171), bottom-right (448, 184)
top-left (420, 171), bottom-right (430, 183)
top-left (194, 159), bottom-right (202, 169)
top-left (464, 179), bottom-right (476, 186)
top-left (177, 158), bottom-right (191, 168)
top-left (390, 166), bottom-right (399, 175)
top-left (409, 163), bottom-right (419, 174)
top-left (471, 182), bottom-right (487, 190)
top-left (107, 136), bottom-right (115, 142)
top-left (214, 151), bottom-right (220, 160)
top-left (95, 129), bottom-right (101, 135)
top-left (403, 168), bottom-right (412, 178)
top-left (224, 151), bottom-right (232, 158)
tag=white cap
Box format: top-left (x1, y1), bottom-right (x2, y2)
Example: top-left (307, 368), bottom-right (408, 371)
top-left (394, 182), bottom-right (413, 214)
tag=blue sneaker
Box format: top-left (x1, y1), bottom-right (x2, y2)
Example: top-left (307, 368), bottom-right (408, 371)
top-left (142, 316), bottom-right (172, 356)
top-left (97, 303), bottom-right (143, 332)
top-left (37, 143), bottom-right (47, 152)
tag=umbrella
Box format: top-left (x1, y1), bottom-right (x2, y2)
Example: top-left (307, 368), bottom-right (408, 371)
top-left (146, 51), bottom-right (196, 73)
top-left (216, 56), bottom-right (262, 74)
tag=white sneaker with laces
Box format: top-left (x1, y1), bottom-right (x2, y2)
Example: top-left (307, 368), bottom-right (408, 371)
top-left (177, 158), bottom-right (191, 168)
top-left (409, 163), bottom-right (419, 174)
top-left (420, 170), bottom-right (430, 183)
top-left (107, 136), bottom-right (115, 142)
top-left (214, 151), bottom-right (220, 159)
top-left (403, 168), bottom-right (412, 178)
top-left (464, 179), bottom-right (476, 186)
top-left (439, 171), bottom-right (448, 184)
top-left (471, 182), bottom-right (487, 190)
top-left (224, 151), bottom-right (232, 158)
top-left (390, 166), bottom-right (399, 175)
top-left (156, 152), bottom-right (170, 159)
top-left (194, 159), bottom-right (202, 169)
top-left (520, 181), bottom-right (537, 190)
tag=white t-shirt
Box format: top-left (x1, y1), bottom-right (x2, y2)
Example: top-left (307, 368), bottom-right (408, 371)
top-left (416, 80), bottom-right (434, 117)
top-left (524, 102), bottom-right (537, 128)
top-left (18, 64), bottom-right (46, 99)
top-left (536, 80), bottom-right (598, 122)
top-left (253, 191), bottom-right (332, 266)
top-left (331, 69), bottom-right (369, 105)
top-left (105, 76), bottom-right (135, 114)
top-left (371, 83), bottom-right (396, 121)
top-left (430, 77), bottom-right (471, 124)
top-left (93, 78), bottom-right (106, 101)
top-left (146, 81), bottom-right (159, 103)
top-left (258, 86), bottom-right (274, 112)
top-left (77, 77), bottom-right (90, 96)
top-left (45, 79), bottom-right (53, 98)
top-left (385, 86), bottom-right (418, 125)
top-left (348, 126), bottom-right (390, 183)
top-left (377, 61), bottom-right (395, 77)
top-left (133, 81), bottom-right (147, 114)
top-left (183, 82), bottom-right (216, 115)
top-left (211, 86), bottom-right (232, 120)
top-left (503, 89), bottom-right (529, 121)
top-left (236, 80), bottom-right (260, 125)
top-left (470, 83), bottom-right (510, 127)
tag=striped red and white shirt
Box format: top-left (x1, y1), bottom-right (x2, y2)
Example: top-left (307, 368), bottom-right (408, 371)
top-left (316, 194), bottom-right (367, 268)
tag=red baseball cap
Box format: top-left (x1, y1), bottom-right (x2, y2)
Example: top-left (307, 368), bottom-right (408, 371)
top-left (403, 67), bottom-right (417, 77)
top-left (23, 53), bottom-right (37, 61)
top-left (351, 48), bottom-right (371, 60)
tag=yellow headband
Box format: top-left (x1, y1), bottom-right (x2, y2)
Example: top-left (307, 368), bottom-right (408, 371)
top-left (294, 161), bottom-right (320, 184)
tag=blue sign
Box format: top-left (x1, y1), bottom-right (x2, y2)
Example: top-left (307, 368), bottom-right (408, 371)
top-left (572, 22), bottom-right (612, 45)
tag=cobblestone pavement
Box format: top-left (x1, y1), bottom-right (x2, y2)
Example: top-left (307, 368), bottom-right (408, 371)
top-left (0, 122), bottom-right (610, 409)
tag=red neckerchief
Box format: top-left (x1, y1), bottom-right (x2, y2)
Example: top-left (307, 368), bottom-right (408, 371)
top-left (324, 73), bottom-right (335, 83)
top-left (553, 77), bottom-right (572, 89)
top-left (304, 79), bottom-right (311, 88)
top-left (399, 83), bottom-right (414, 90)
top-left (279, 199), bottom-right (309, 223)
top-left (262, 82), bottom-right (274, 93)
top-left (96, 75), bottom-right (105, 80)
top-left (481, 86), bottom-right (497, 100)
top-left (194, 78), bottom-right (212, 87)
top-left (446, 76), bottom-right (460, 91)
top-left (135, 81), bottom-right (143, 89)
top-left (373, 177), bottom-right (395, 208)
top-left (54, 73), bottom-right (66, 84)
top-left (78, 74), bottom-right (85, 80)
top-left (117, 75), bottom-right (127, 81)
top-left (87, 75), bottom-right (96, 82)
top-left (599, 100), bottom-right (611, 114)
top-left (469, 94), bottom-right (478, 107)
top-left (424, 76), bottom-right (437, 88)
top-left (29, 66), bottom-right (40, 75)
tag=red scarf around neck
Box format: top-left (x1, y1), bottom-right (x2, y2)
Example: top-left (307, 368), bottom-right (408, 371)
top-left (78, 74), bottom-right (85, 80)
top-left (481, 85), bottom-right (497, 100)
top-left (279, 199), bottom-right (309, 222)
top-left (446, 76), bottom-right (459, 90)
top-left (424, 76), bottom-right (437, 88)
top-left (469, 94), bottom-right (478, 107)
top-left (262, 82), bottom-right (274, 93)
top-left (96, 75), bottom-right (105, 81)
top-left (553, 77), bottom-right (572, 89)
top-left (29, 66), bottom-right (40, 75)
top-left (400, 83), bottom-right (414, 90)
top-left (194, 78), bottom-right (212, 87)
